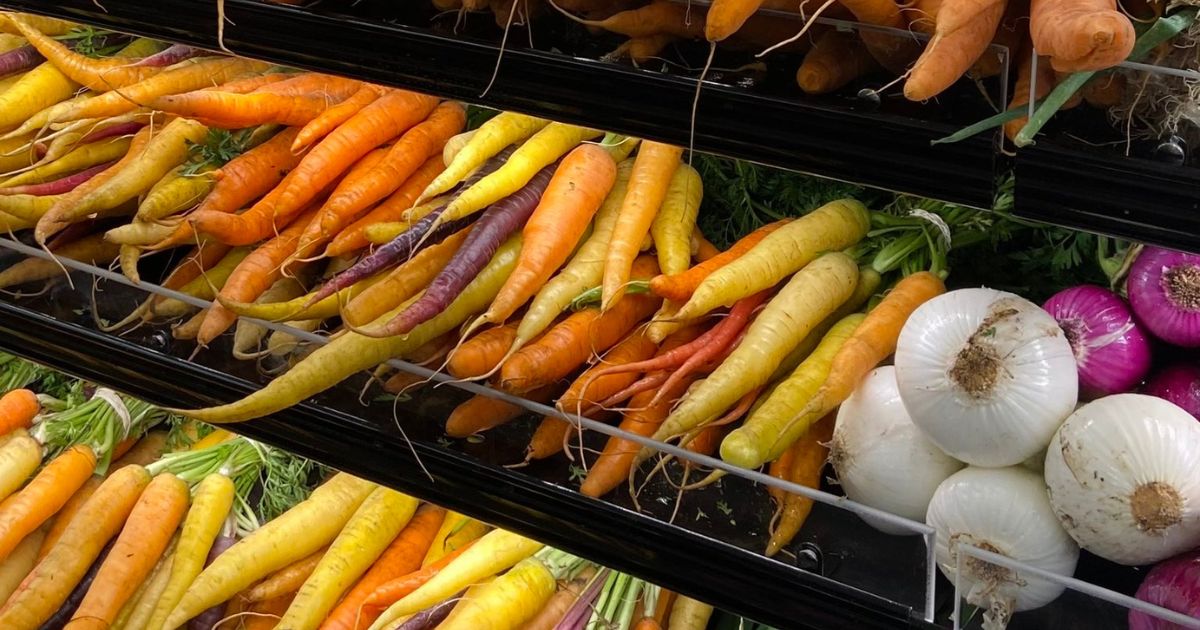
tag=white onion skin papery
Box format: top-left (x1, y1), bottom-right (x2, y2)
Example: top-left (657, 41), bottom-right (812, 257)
top-left (927, 466), bottom-right (1079, 629)
top-left (1044, 394), bottom-right (1200, 566)
top-left (830, 366), bottom-right (963, 535)
top-left (894, 288), bottom-right (1079, 467)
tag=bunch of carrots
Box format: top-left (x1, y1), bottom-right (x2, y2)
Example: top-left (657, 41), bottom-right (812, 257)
top-left (0, 358), bottom-right (724, 630)
top-left (0, 14), bottom-right (959, 559)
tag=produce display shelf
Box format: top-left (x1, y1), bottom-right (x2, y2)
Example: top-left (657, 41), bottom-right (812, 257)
top-left (0, 241), bottom-right (942, 630)
top-left (0, 0), bottom-right (997, 211)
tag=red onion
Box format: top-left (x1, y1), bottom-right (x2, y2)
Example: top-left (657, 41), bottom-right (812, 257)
top-left (1043, 285), bottom-right (1152, 399)
top-left (1131, 550), bottom-right (1200, 629)
top-left (1128, 247), bottom-right (1200, 348)
top-left (1145, 363), bottom-right (1200, 420)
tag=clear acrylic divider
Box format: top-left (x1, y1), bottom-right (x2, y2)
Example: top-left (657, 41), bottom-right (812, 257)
top-left (0, 235), bottom-right (939, 621)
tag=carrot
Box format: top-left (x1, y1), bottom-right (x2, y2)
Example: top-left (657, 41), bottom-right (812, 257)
top-left (649, 164), bottom-right (702, 276)
top-left (649, 252), bottom-right (859, 449)
top-left (384, 159), bottom-right (561, 337)
top-left (341, 225), bottom-right (473, 328)
top-left (666, 596), bottom-right (713, 630)
top-left (424, 514), bottom-right (489, 567)
top-left (0, 14), bottom-right (79, 36)
top-left (244, 592), bottom-right (296, 630)
top-left (300, 101), bottom-right (465, 254)
top-left (419, 111), bottom-right (549, 203)
top-left (1005, 44), bottom-right (1058, 140)
top-left (580, 384), bottom-right (686, 498)
top-left (434, 553), bottom-right (560, 630)
top-left (514, 159), bottom-right (633, 354)
top-left (705, 0), bottom-right (767, 40)
top-left (0, 431), bottom-right (39, 505)
top-left (367, 529), bottom-right (543, 630)
top-left (318, 503), bottom-right (446, 630)
top-left (162, 473), bottom-right (377, 628)
top-left (197, 206), bottom-right (320, 346)
top-left (649, 219), bottom-right (788, 303)
top-left (68, 472), bottom-right (189, 629)
top-left (670, 200), bottom-right (869, 325)
top-left (145, 473), bottom-right (235, 630)
top-left (322, 153), bottom-right (448, 257)
top-left (500, 256), bottom-right (661, 394)
top-left (195, 127), bottom-right (304, 217)
top-left (602, 141), bottom-right (681, 309)
top-left (150, 90), bottom-right (336, 128)
top-left (0, 135), bottom-right (133, 190)
top-left (435, 122), bottom-right (603, 229)
top-left (0, 444), bottom-right (97, 563)
top-left (797, 30), bottom-right (879, 94)
top-left (251, 72), bottom-right (363, 99)
top-left (7, 15), bottom-right (160, 90)
top-left (1030, 0), bottom-right (1134, 72)
top-left (444, 386), bottom-right (557, 437)
top-left (176, 235), bottom-right (524, 423)
top-left (0, 133), bottom-right (44, 175)
top-left (524, 565), bottom-right (598, 630)
top-left (0, 162), bottom-right (114, 198)
top-left (246, 546), bottom-right (328, 603)
top-left (0, 524), bottom-right (43, 605)
top-left (0, 61), bottom-right (77, 131)
top-left (0, 389), bottom-right (37, 436)
top-left (560, 328), bottom-right (659, 415)
top-left (150, 247), bottom-right (250, 321)
top-left (0, 234), bottom-right (121, 290)
top-left (36, 119), bottom-right (209, 243)
top-left (836, 0), bottom-right (915, 72)
top-left (361, 540), bottom-right (476, 610)
top-left (135, 166), bottom-right (216, 221)
top-left (0, 465), bottom-right (150, 628)
top-left (767, 439), bottom-right (799, 507)
top-left (558, 1), bottom-right (704, 38)
top-left (766, 413), bottom-right (834, 556)
top-left (904, 0), bottom-right (1007, 101)
top-left (293, 84), bottom-right (384, 153)
top-left (447, 324), bottom-right (520, 379)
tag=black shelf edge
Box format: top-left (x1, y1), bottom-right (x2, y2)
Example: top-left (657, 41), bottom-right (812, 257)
top-left (1014, 145), bottom-right (1200, 254)
top-left (0, 300), bottom-right (938, 630)
top-left (0, 0), bottom-right (996, 209)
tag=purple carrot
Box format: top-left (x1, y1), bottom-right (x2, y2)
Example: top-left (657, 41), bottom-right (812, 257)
top-left (0, 161), bottom-right (114, 196)
top-left (554, 567), bottom-right (611, 630)
top-left (306, 147), bottom-right (518, 306)
top-left (79, 121), bottom-right (146, 145)
top-left (384, 162), bottom-right (557, 335)
top-left (37, 540), bottom-right (116, 630)
top-left (0, 45), bottom-right (43, 78)
top-left (188, 530), bottom-right (238, 630)
top-left (395, 590), bottom-right (467, 630)
top-left (128, 43), bottom-right (201, 67)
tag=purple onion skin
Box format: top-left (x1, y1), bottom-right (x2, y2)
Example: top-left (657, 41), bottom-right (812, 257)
top-left (0, 45), bottom-right (44, 78)
top-left (188, 532), bottom-right (238, 630)
top-left (1145, 363), bottom-right (1200, 420)
top-left (1130, 550), bottom-right (1200, 629)
top-left (1043, 285), bottom-right (1153, 399)
top-left (38, 540), bottom-right (115, 630)
top-left (1128, 247), bottom-right (1200, 348)
top-left (395, 589), bottom-right (465, 630)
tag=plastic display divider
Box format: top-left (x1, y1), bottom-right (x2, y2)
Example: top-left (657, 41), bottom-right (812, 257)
top-left (0, 235), bottom-right (940, 621)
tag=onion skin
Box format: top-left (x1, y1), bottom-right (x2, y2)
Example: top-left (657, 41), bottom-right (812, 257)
top-left (1128, 247), bottom-right (1200, 348)
top-left (1043, 285), bottom-right (1152, 399)
top-left (1145, 363), bottom-right (1200, 420)
top-left (1131, 550), bottom-right (1200, 629)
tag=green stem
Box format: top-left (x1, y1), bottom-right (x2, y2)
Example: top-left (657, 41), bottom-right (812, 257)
top-left (586, 570), bottom-right (622, 630)
top-left (614, 578), bottom-right (643, 630)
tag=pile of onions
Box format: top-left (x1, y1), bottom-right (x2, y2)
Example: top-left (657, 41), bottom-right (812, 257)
top-left (1044, 394), bottom-right (1200, 566)
top-left (1128, 247), bottom-right (1200, 348)
top-left (894, 288), bottom-right (1078, 467)
top-left (1131, 550), bottom-right (1200, 629)
top-left (829, 366), bottom-right (963, 535)
top-left (1042, 285), bottom-right (1152, 399)
top-left (926, 466), bottom-right (1079, 629)
top-left (1145, 363), bottom-right (1200, 420)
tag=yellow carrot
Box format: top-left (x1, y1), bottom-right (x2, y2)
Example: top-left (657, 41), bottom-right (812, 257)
top-left (0, 135), bottom-right (132, 189)
top-left (136, 167), bottom-right (216, 221)
top-left (650, 163), bottom-right (703, 276)
top-left (423, 512), bottom-right (490, 567)
top-left (436, 555), bottom-right (558, 630)
top-left (420, 111), bottom-right (550, 203)
top-left (0, 431), bottom-right (40, 504)
top-left (0, 525), bottom-right (43, 605)
top-left (0, 61), bottom-right (77, 131)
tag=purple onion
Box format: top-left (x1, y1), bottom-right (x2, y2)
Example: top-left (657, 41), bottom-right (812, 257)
top-left (1130, 550), bottom-right (1200, 629)
top-left (1128, 247), bottom-right (1200, 348)
top-left (1043, 285), bottom-right (1153, 399)
top-left (1145, 363), bottom-right (1200, 420)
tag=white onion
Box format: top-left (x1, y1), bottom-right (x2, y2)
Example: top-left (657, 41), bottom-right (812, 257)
top-left (894, 288), bottom-right (1079, 467)
top-left (1044, 393), bottom-right (1200, 566)
top-left (927, 466), bottom-right (1079, 629)
top-left (830, 366), bottom-right (963, 535)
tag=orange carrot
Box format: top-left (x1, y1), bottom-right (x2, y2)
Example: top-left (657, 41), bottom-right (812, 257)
top-left (0, 390), bottom-right (37, 437)
top-left (706, 0), bottom-right (767, 41)
top-left (6, 16), bottom-right (159, 90)
top-left (692, 229), bottom-right (720, 262)
top-left (602, 142), bottom-right (681, 310)
top-left (323, 154), bottom-right (446, 257)
top-left (294, 84), bottom-right (385, 153)
top-left (797, 30), bottom-right (879, 94)
top-left (197, 207), bottom-right (320, 346)
top-left (246, 546), bottom-right (328, 602)
top-left (250, 72), bottom-right (362, 99)
top-left (149, 91), bottom-right (336, 128)
top-left (649, 219), bottom-right (789, 302)
top-left (68, 473), bottom-right (189, 628)
top-left (524, 565), bottom-right (599, 630)
top-left (319, 504), bottom-right (446, 630)
top-left (558, 329), bottom-right (658, 416)
top-left (766, 414), bottom-right (834, 556)
top-left (500, 256), bottom-right (661, 394)
top-left (1030, 0), bottom-right (1135, 72)
top-left (361, 540), bottom-right (477, 609)
top-left (148, 244), bottom-right (233, 311)
top-left (447, 324), bottom-right (519, 379)
top-left (210, 73), bottom-right (293, 94)
top-left (1005, 43), bottom-right (1057, 141)
top-left (904, 0), bottom-right (1007, 101)
top-left (243, 593), bottom-right (296, 630)
top-left (444, 386), bottom-right (557, 438)
top-left (0, 445), bottom-right (96, 563)
top-left (579, 387), bottom-right (676, 496)
top-left (838, 0), bottom-right (916, 72)
top-left (301, 101), bottom-right (466, 254)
